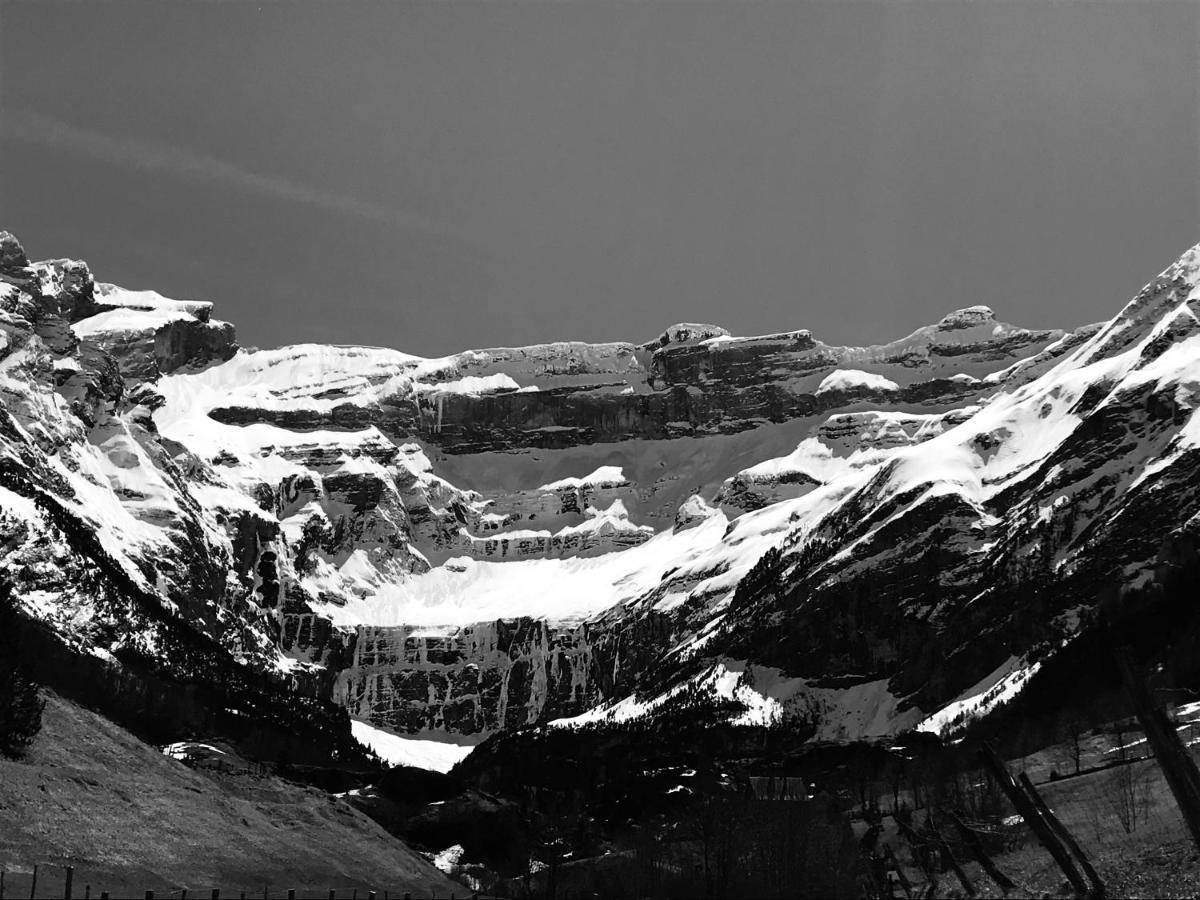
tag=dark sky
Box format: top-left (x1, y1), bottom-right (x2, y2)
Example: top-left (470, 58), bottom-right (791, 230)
top-left (2, 1), bottom-right (1197, 356)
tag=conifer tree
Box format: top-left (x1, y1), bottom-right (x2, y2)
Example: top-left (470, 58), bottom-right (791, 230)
top-left (0, 578), bottom-right (44, 758)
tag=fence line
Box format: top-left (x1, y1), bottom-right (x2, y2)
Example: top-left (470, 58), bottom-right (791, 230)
top-left (0, 869), bottom-right (487, 900)
top-left (860, 683), bottom-right (1200, 897)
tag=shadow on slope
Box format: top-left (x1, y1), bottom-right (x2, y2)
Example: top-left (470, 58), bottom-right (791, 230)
top-left (0, 690), bottom-right (460, 899)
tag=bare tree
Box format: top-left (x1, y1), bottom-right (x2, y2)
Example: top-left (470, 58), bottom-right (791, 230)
top-left (1106, 721), bottom-right (1150, 834)
top-left (1068, 719), bottom-right (1084, 777)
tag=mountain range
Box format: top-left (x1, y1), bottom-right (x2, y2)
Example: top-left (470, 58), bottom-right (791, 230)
top-left (3, 228), bottom-right (1199, 771)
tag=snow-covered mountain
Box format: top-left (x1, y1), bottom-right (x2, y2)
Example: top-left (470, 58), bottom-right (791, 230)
top-left (4, 227), bottom-right (1199, 762)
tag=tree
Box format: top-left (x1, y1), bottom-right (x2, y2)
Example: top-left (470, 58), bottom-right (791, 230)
top-left (1067, 718), bottom-right (1086, 777)
top-left (1106, 719), bottom-right (1150, 834)
top-left (0, 579), bottom-right (44, 758)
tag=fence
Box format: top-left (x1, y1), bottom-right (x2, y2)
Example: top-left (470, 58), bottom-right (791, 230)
top-left (0, 870), bottom-right (487, 900)
top-left (859, 700), bottom-right (1200, 898)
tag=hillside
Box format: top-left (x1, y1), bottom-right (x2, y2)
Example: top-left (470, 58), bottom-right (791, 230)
top-left (0, 690), bottom-right (459, 899)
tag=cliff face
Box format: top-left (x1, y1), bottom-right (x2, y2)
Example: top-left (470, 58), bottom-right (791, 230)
top-left (333, 620), bottom-right (594, 734)
top-left (6, 225), bottom-right (1200, 753)
top-left (0, 233), bottom-right (279, 678)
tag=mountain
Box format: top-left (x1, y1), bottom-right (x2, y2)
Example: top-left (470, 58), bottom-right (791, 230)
top-left (2, 227), bottom-right (1199, 765)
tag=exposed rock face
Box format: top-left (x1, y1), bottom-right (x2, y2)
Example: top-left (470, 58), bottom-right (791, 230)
top-left (154, 317), bottom-right (238, 374)
top-left (334, 619), bottom-right (596, 733)
top-left (404, 319), bottom-right (1055, 454)
top-left (74, 283), bottom-right (238, 381)
top-left (674, 494), bottom-right (718, 532)
top-left (645, 322), bottom-right (732, 348)
top-left (0, 231), bottom-right (29, 269)
top-left (208, 308), bottom-right (1070, 458)
top-left (8, 227), bottom-right (1200, 752)
top-left (0, 237), bottom-right (277, 676)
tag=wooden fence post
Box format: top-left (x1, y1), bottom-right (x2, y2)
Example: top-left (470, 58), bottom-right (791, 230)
top-left (921, 869), bottom-right (938, 899)
top-left (948, 811), bottom-right (1015, 892)
top-left (979, 744), bottom-right (1090, 896)
top-left (925, 813), bottom-right (976, 897)
top-left (1019, 772), bottom-right (1105, 898)
top-left (894, 816), bottom-right (934, 881)
top-left (1117, 649), bottom-right (1200, 851)
top-left (28, 864), bottom-right (37, 900)
top-left (64, 865), bottom-right (73, 900)
top-left (882, 844), bottom-right (913, 899)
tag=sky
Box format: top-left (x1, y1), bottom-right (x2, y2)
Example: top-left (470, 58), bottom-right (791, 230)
top-left (1, 1), bottom-right (1198, 356)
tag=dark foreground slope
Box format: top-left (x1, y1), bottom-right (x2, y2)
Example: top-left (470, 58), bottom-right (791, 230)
top-left (0, 691), bottom-right (459, 899)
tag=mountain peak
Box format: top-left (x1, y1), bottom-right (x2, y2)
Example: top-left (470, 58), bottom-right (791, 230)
top-left (647, 322), bottom-right (731, 349)
top-left (0, 231), bottom-right (29, 270)
top-left (936, 305), bottom-right (996, 330)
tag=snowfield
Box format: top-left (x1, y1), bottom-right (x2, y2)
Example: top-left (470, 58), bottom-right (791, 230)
top-left (321, 511), bottom-right (732, 629)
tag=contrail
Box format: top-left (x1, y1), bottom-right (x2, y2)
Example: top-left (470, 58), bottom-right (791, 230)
top-left (3, 108), bottom-right (466, 242)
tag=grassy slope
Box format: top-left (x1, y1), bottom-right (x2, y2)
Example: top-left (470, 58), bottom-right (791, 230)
top-left (0, 691), bottom-right (460, 899)
top-left (848, 721), bottom-right (1200, 899)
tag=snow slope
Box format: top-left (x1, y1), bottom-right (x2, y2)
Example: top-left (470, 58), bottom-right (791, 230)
top-left (349, 720), bottom-right (476, 773)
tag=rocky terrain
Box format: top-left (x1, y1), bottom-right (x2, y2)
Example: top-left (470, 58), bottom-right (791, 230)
top-left (3, 226), bottom-right (1200, 768)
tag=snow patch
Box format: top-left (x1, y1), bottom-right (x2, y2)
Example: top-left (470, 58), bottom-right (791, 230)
top-left (350, 720), bottom-right (476, 773)
top-left (816, 369), bottom-right (900, 394)
top-left (415, 373), bottom-right (520, 396)
top-left (73, 307), bottom-right (194, 338)
top-left (163, 742), bottom-right (226, 760)
top-left (538, 466), bottom-right (628, 491)
top-left (917, 656), bottom-right (1042, 735)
